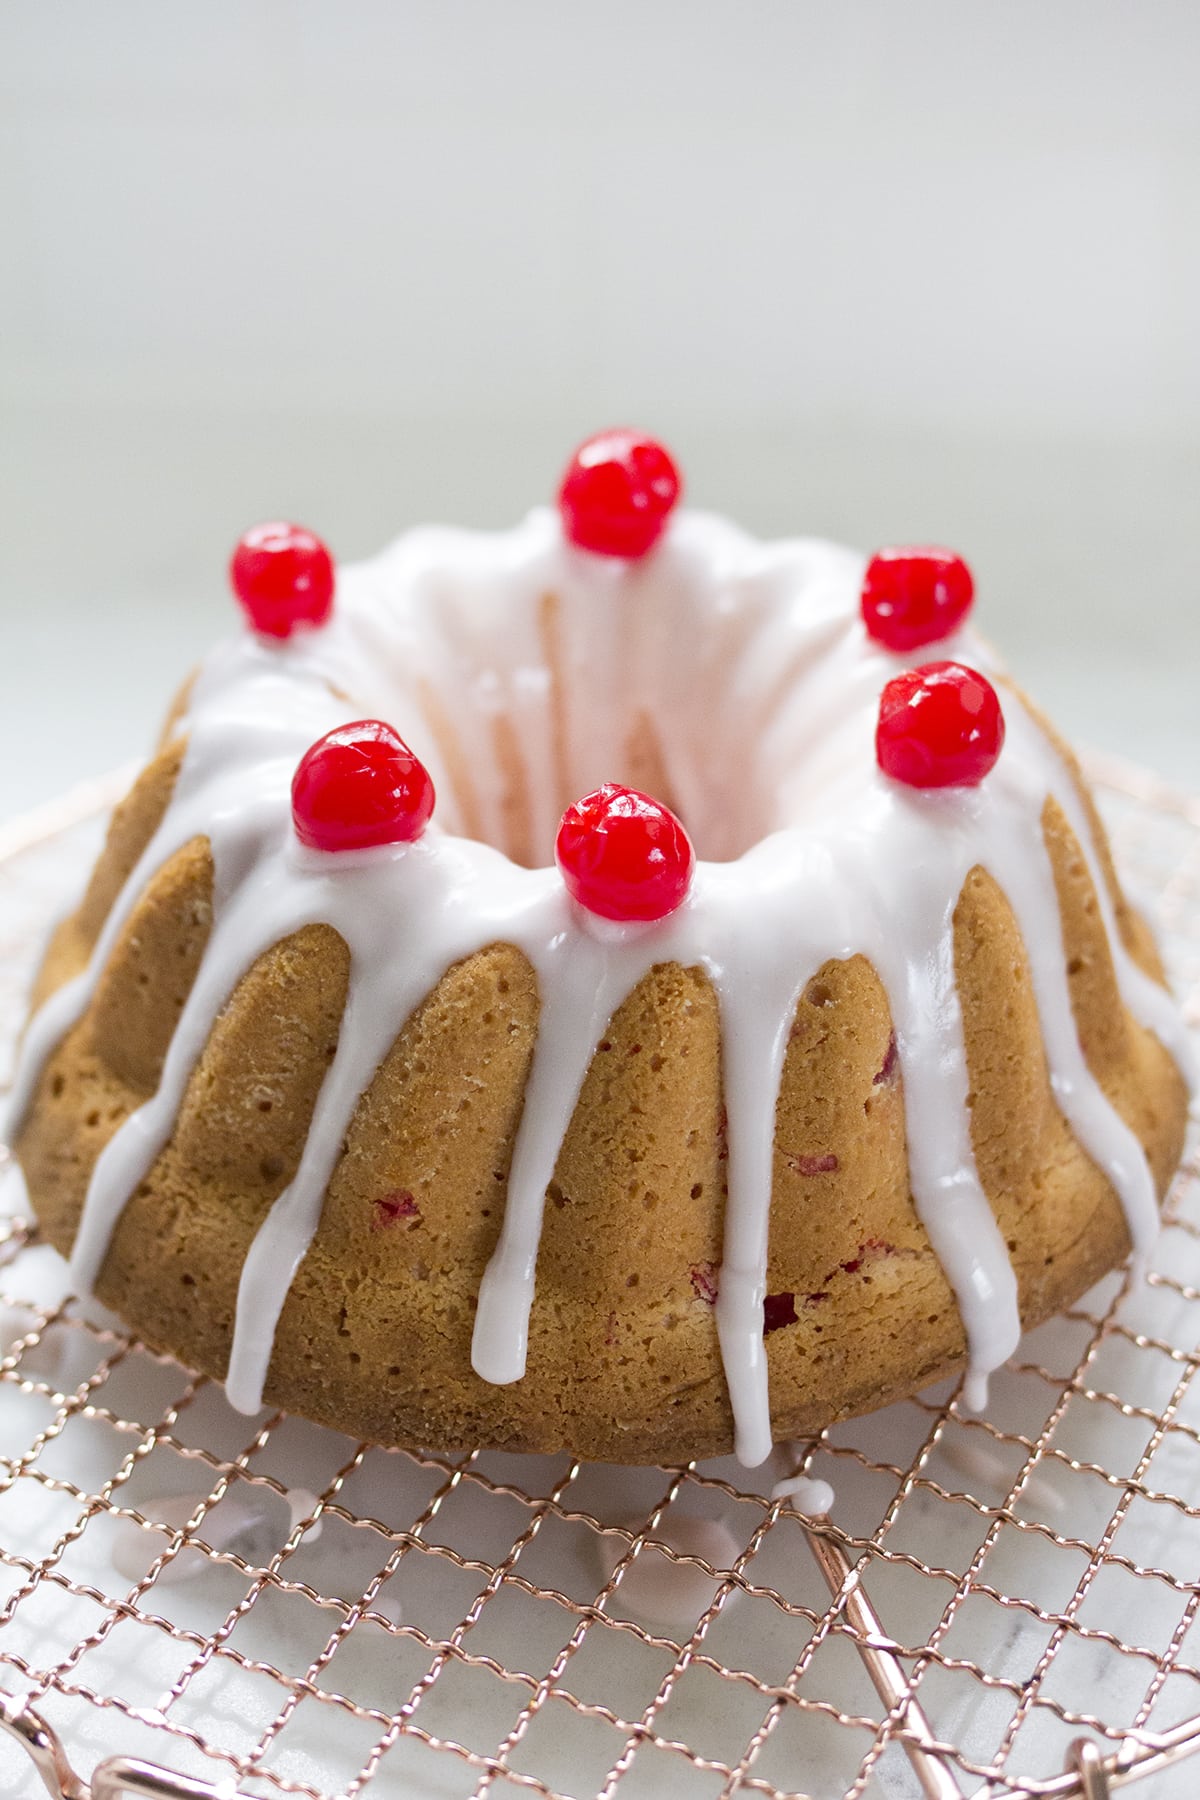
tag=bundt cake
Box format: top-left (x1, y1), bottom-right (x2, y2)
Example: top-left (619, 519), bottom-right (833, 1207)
top-left (8, 431), bottom-right (1192, 1466)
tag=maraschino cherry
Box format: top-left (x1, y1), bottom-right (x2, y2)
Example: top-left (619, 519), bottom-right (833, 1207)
top-left (876, 661), bottom-right (1005, 789)
top-left (292, 721), bottom-right (435, 851)
top-left (230, 522), bottom-right (335, 638)
top-left (558, 429), bottom-right (681, 558)
top-left (555, 784), bottom-right (694, 922)
top-left (861, 547), bottom-right (974, 652)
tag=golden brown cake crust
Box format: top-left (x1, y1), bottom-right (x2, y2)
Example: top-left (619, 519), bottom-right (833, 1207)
top-left (15, 740), bottom-right (1189, 1464)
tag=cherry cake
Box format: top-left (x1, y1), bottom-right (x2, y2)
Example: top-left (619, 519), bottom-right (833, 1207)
top-left (8, 432), bottom-right (1191, 1465)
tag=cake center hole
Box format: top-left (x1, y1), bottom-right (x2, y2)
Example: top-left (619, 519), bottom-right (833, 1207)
top-left (396, 586), bottom-right (776, 868)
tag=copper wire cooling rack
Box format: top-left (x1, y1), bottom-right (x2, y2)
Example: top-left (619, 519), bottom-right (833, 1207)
top-left (1, 762), bottom-right (1200, 1800)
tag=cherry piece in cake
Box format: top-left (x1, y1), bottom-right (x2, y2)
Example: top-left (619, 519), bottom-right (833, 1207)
top-left (763, 1292), bottom-right (798, 1334)
top-left (876, 661), bottom-right (1005, 789)
top-left (292, 720), bottom-right (435, 851)
top-left (861, 547), bottom-right (974, 652)
top-left (556, 783), bottom-right (694, 922)
top-left (558, 429), bottom-right (681, 558)
top-left (231, 522), bottom-right (335, 638)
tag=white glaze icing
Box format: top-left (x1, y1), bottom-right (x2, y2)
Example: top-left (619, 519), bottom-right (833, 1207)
top-left (7, 508), bottom-right (1192, 1466)
top-left (771, 1474), bottom-right (836, 1517)
top-left (109, 1485), bottom-right (321, 1586)
top-left (594, 1513), bottom-right (743, 1635)
top-left (769, 1440), bottom-right (836, 1515)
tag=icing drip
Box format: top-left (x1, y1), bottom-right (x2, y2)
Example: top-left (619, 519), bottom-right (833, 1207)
top-left (7, 509), bottom-right (1190, 1463)
top-left (109, 1486), bottom-right (321, 1586)
top-left (472, 925), bottom-right (654, 1386)
top-left (711, 933), bottom-right (805, 1471)
top-left (772, 1474), bottom-right (836, 1516)
top-left (593, 1513), bottom-right (743, 1635)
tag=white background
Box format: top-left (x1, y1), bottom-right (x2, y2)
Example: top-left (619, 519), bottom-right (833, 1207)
top-left (2, 1), bottom-right (1199, 823)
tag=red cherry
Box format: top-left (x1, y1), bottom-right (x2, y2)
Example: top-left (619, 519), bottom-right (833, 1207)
top-left (292, 720), bottom-right (435, 851)
top-left (558, 429), bottom-right (681, 558)
top-left (763, 1292), bottom-right (798, 1335)
top-left (876, 661), bottom-right (1005, 789)
top-left (555, 784), bottom-right (694, 922)
top-left (230, 522), bottom-right (335, 638)
top-left (861, 547), bottom-right (974, 652)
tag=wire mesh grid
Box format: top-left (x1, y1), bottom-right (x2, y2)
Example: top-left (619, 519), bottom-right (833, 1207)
top-left (0, 760), bottom-right (1199, 1800)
